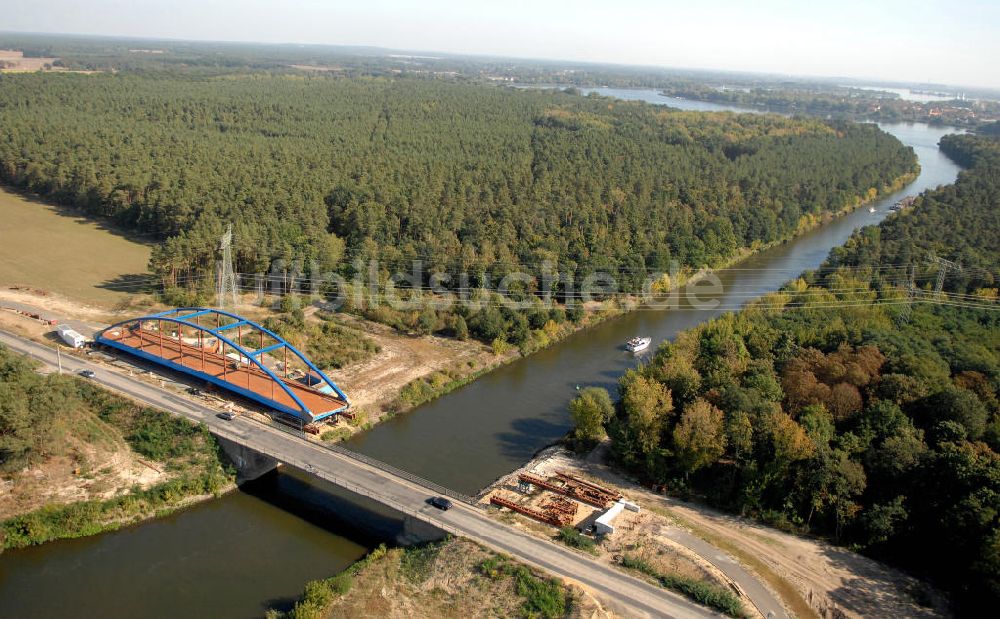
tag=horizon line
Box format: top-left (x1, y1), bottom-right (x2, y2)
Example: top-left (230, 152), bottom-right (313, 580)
top-left (2, 28), bottom-right (996, 94)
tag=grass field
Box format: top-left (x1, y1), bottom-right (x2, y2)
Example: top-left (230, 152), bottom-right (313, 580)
top-left (0, 187), bottom-right (152, 306)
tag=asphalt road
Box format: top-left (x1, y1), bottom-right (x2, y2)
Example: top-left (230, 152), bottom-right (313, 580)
top-left (0, 329), bottom-right (720, 619)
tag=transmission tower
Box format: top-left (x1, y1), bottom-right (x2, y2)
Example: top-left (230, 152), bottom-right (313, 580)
top-left (216, 224), bottom-right (238, 309)
top-left (897, 264), bottom-right (916, 325)
top-left (929, 254), bottom-right (962, 297)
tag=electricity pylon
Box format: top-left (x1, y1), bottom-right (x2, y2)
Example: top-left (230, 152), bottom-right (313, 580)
top-left (929, 254), bottom-right (962, 297)
top-left (217, 224), bottom-right (238, 309)
top-left (897, 264), bottom-right (916, 324)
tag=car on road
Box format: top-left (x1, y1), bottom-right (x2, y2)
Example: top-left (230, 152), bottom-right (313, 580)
top-left (428, 496), bottom-right (452, 511)
top-left (218, 412), bottom-right (237, 421)
top-left (78, 370), bottom-right (96, 379)
top-left (187, 387), bottom-right (202, 396)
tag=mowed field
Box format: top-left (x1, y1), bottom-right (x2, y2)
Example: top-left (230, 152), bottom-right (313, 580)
top-left (0, 50), bottom-right (59, 72)
top-left (0, 187), bottom-right (152, 306)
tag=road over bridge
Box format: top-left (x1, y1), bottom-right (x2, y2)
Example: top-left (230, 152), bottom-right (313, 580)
top-left (0, 329), bottom-right (720, 619)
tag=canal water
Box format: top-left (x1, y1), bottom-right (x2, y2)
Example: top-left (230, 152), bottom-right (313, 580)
top-left (0, 90), bottom-right (963, 618)
top-left (0, 470), bottom-right (408, 619)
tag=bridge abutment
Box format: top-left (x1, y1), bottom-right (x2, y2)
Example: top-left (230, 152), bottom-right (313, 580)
top-left (217, 436), bottom-right (279, 482)
top-left (216, 436), bottom-right (446, 546)
top-left (396, 514), bottom-right (447, 546)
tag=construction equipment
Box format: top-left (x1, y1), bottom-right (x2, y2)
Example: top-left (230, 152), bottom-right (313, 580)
top-left (518, 471), bottom-right (621, 509)
top-left (490, 493), bottom-right (573, 527)
top-left (542, 495), bottom-right (578, 518)
top-left (556, 471), bottom-right (622, 500)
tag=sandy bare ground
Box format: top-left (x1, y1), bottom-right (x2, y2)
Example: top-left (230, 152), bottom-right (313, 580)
top-left (0, 434), bottom-right (167, 521)
top-left (0, 287), bottom-right (116, 322)
top-left (0, 49), bottom-right (100, 74)
top-left (323, 313), bottom-right (495, 415)
top-left (0, 287), bottom-right (147, 345)
top-left (0, 50), bottom-right (58, 72)
top-left (554, 451), bottom-right (950, 619)
top-left (0, 306), bottom-right (49, 340)
top-left (656, 500), bottom-right (949, 618)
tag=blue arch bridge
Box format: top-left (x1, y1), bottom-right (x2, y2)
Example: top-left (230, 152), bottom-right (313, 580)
top-left (96, 308), bottom-right (350, 424)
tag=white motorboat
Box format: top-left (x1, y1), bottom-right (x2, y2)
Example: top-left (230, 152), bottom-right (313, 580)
top-left (625, 336), bottom-right (652, 353)
top-left (869, 206), bottom-right (876, 213)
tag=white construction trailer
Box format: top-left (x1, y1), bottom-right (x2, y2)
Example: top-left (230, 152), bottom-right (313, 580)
top-left (56, 324), bottom-right (87, 349)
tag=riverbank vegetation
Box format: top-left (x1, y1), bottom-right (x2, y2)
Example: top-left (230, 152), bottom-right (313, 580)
top-left (0, 345), bottom-right (234, 549)
top-left (268, 538), bottom-right (595, 619)
top-left (571, 133), bottom-right (1000, 613)
top-left (657, 84), bottom-right (997, 127)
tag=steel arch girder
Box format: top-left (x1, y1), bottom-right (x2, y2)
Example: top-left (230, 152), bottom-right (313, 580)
top-left (97, 314), bottom-right (320, 422)
top-left (154, 307), bottom-right (350, 404)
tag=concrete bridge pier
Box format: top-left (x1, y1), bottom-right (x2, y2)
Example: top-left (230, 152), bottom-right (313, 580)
top-left (217, 436), bottom-right (279, 483)
top-left (396, 513), bottom-right (447, 546)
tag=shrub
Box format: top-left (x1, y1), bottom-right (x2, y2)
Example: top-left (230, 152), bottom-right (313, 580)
top-left (491, 337), bottom-right (513, 356)
top-left (619, 554), bottom-right (746, 617)
top-left (346, 409), bottom-right (368, 428)
top-left (509, 564), bottom-right (568, 618)
top-left (557, 526), bottom-right (598, 554)
top-left (320, 427), bottom-right (352, 442)
top-left (395, 370), bottom-right (467, 410)
top-left (285, 572), bottom-right (353, 619)
top-left (454, 314), bottom-right (469, 340)
top-left (400, 540), bottom-right (444, 584)
top-left (478, 555), bottom-right (508, 580)
top-left (477, 554), bottom-right (569, 618)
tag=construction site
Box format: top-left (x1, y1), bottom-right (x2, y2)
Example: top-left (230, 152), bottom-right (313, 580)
top-left (483, 464), bottom-right (640, 535)
top-left (97, 307), bottom-right (350, 426)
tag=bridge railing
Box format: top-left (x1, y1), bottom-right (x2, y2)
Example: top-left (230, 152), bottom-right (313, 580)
top-left (291, 462), bottom-right (471, 541)
top-left (326, 442), bottom-right (479, 507)
top-left (248, 413), bottom-right (479, 506)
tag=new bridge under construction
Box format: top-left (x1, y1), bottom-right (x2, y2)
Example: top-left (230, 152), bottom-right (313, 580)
top-left (96, 307), bottom-right (350, 424)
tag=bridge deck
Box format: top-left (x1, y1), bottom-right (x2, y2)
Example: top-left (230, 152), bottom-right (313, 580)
top-left (103, 327), bottom-right (346, 420)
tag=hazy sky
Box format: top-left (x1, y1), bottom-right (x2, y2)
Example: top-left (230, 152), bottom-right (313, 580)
top-left (6, 0), bottom-right (1000, 88)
